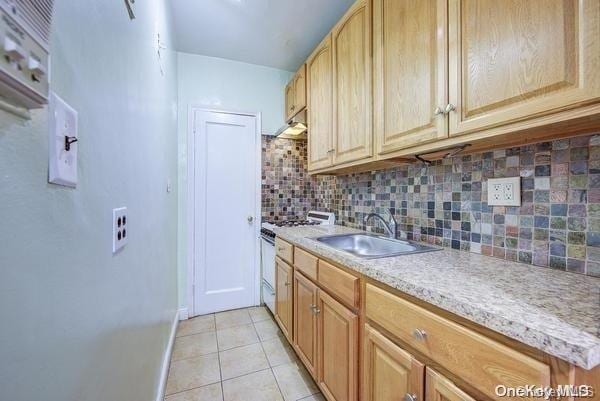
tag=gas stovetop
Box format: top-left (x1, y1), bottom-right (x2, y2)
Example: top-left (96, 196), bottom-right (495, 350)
top-left (261, 211), bottom-right (336, 239)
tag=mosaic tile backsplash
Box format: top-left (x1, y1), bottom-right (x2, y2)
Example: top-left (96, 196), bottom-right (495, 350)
top-left (261, 135), bottom-right (315, 221)
top-left (262, 134), bottom-right (600, 277)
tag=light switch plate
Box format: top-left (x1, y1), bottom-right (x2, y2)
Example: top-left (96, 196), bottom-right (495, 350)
top-left (48, 92), bottom-right (78, 187)
top-left (112, 207), bottom-right (128, 253)
top-left (487, 177), bottom-right (521, 206)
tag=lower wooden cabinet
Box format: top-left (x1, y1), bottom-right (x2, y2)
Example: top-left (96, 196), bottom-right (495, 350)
top-left (275, 256), bottom-right (293, 340)
top-left (293, 271), bottom-right (319, 377)
top-left (317, 290), bottom-right (359, 401)
top-left (363, 324), bottom-right (424, 401)
top-left (426, 368), bottom-right (476, 401)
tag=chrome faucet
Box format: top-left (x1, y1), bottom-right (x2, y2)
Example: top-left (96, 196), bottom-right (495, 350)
top-left (363, 209), bottom-right (397, 239)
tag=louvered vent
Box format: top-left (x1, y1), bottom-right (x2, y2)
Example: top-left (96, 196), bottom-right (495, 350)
top-left (14, 0), bottom-right (53, 44)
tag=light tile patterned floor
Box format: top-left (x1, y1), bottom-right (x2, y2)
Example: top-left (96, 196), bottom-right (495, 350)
top-left (165, 306), bottom-right (325, 401)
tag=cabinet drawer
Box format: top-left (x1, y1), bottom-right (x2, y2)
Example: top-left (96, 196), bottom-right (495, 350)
top-left (294, 247), bottom-right (318, 280)
top-left (365, 284), bottom-right (551, 401)
top-left (275, 238), bottom-right (293, 265)
top-left (318, 259), bottom-right (359, 309)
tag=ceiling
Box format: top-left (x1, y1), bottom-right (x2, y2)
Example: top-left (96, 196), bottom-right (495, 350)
top-left (169, 0), bottom-right (354, 71)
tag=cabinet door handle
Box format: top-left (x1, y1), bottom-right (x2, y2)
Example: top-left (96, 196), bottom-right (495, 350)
top-left (312, 307), bottom-right (321, 315)
top-left (284, 282), bottom-right (290, 286)
top-left (327, 149), bottom-right (335, 154)
top-left (413, 328), bottom-right (427, 341)
top-left (404, 394), bottom-right (418, 401)
top-left (434, 106), bottom-right (443, 115)
top-left (444, 103), bottom-right (455, 114)
top-left (277, 247), bottom-right (285, 252)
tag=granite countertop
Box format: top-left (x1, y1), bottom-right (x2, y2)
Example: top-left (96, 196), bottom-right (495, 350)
top-left (272, 224), bottom-right (600, 370)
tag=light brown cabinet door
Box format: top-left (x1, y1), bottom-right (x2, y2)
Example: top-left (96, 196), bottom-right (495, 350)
top-left (373, 0), bottom-right (448, 154)
top-left (448, 0), bottom-right (600, 137)
top-left (285, 82), bottom-right (295, 121)
top-left (293, 271), bottom-right (319, 378)
top-left (317, 290), bottom-right (359, 401)
top-left (426, 368), bottom-right (476, 401)
top-left (294, 64), bottom-right (307, 112)
top-left (275, 257), bottom-right (293, 340)
top-left (332, 0), bottom-right (372, 165)
top-left (363, 324), bottom-right (424, 401)
top-left (307, 34), bottom-right (334, 171)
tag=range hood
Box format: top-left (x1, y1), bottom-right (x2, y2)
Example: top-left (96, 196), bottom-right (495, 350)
top-left (275, 109), bottom-right (307, 139)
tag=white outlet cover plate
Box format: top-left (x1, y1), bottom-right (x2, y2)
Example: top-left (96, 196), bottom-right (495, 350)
top-left (112, 207), bottom-right (128, 253)
top-left (487, 177), bottom-right (521, 206)
top-left (48, 92), bottom-right (78, 187)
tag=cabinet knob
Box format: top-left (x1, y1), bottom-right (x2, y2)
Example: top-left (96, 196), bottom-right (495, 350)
top-left (404, 394), bottom-right (418, 401)
top-left (444, 103), bottom-right (455, 114)
top-left (434, 106), bottom-right (443, 115)
top-left (277, 247), bottom-right (285, 251)
top-left (327, 149), bottom-right (335, 154)
top-left (247, 216), bottom-right (254, 223)
top-left (413, 328), bottom-right (427, 341)
top-left (312, 307), bottom-right (321, 315)
top-left (284, 282), bottom-right (291, 286)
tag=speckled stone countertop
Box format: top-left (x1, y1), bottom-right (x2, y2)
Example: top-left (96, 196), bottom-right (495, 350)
top-left (272, 224), bottom-right (600, 370)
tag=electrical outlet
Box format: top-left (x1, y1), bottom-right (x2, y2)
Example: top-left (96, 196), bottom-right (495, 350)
top-left (487, 177), bottom-right (521, 206)
top-left (112, 207), bottom-right (128, 253)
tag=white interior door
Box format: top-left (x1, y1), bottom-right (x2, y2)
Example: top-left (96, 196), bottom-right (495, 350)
top-left (193, 110), bottom-right (258, 315)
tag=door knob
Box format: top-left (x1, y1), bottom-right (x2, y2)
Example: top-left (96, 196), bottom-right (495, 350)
top-left (247, 216), bottom-right (254, 223)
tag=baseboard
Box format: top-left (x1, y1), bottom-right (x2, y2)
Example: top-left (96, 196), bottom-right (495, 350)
top-left (178, 307), bottom-right (189, 321)
top-left (155, 310), bottom-right (179, 401)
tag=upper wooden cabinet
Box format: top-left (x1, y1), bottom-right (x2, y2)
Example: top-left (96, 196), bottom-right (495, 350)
top-left (294, 64), bottom-right (306, 112)
top-left (332, 0), bottom-right (372, 165)
top-left (307, 34), bottom-right (334, 171)
top-left (285, 82), bottom-right (295, 121)
top-left (448, 0), bottom-right (600, 137)
top-left (285, 64), bottom-right (307, 121)
top-left (363, 324), bottom-right (424, 401)
top-left (373, 0), bottom-right (448, 154)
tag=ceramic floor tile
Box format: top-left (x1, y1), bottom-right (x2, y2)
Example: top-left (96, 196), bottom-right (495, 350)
top-left (272, 361), bottom-right (319, 401)
top-left (222, 369), bottom-right (283, 401)
top-left (215, 308), bottom-right (252, 330)
top-left (165, 353), bottom-right (221, 395)
top-left (298, 394), bottom-right (325, 401)
top-left (171, 332), bottom-right (218, 361)
top-left (254, 318), bottom-right (282, 342)
top-left (176, 315), bottom-right (215, 337)
top-left (216, 323), bottom-right (259, 350)
top-left (248, 306), bottom-right (272, 323)
top-left (261, 336), bottom-right (298, 367)
top-left (164, 382), bottom-right (223, 401)
top-left (219, 342), bottom-right (270, 380)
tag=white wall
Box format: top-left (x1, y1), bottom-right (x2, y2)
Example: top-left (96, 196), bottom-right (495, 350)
top-left (0, 1), bottom-right (179, 400)
top-left (176, 53), bottom-right (292, 310)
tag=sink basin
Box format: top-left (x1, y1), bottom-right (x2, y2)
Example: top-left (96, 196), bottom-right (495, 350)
top-left (315, 233), bottom-right (440, 259)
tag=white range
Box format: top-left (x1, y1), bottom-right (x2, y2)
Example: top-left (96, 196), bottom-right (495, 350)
top-left (260, 211), bottom-right (335, 314)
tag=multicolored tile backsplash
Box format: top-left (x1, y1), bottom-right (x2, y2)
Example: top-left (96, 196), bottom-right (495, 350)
top-left (261, 135), bottom-right (315, 221)
top-left (261, 134), bottom-right (600, 277)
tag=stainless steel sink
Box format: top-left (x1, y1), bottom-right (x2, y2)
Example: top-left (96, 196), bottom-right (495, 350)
top-left (315, 233), bottom-right (440, 259)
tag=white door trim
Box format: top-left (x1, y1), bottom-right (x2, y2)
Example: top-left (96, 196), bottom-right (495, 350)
top-left (186, 106), bottom-right (262, 317)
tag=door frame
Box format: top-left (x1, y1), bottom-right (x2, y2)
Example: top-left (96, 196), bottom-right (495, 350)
top-left (186, 106), bottom-right (262, 317)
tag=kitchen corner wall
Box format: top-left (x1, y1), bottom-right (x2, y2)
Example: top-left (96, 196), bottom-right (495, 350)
top-left (262, 134), bottom-right (600, 278)
top-left (0, 1), bottom-right (178, 400)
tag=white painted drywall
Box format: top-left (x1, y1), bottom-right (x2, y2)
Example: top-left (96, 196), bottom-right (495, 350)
top-left (0, 1), bottom-right (178, 400)
top-left (176, 53), bottom-right (292, 310)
